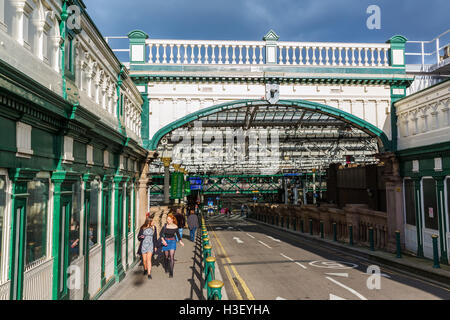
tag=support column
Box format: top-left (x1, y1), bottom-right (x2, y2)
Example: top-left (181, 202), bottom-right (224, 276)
top-left (113, 175), bottom-right (125, 283)
top-left (11, 0), bottom-right (26, 46)
top-left (436, 177), bottom-right (448, 264)
top-left (379, 152), bottom-right (405, 253)
top-left (82, 174), bottom-right (94, 300)
top-left (412, 177), bottom-right (424, 257)
top-left (162, 157), bottom-right (171, 205)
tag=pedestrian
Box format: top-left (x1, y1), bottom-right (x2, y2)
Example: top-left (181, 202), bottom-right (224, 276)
top-left (139, 217), bottom-right (157, 279)
top-left (187, 209), bottom-right (199, 242)
top-left (161, 214), bottom-right (184, 278)
top-left (174, 208), bottom-right (186, 240)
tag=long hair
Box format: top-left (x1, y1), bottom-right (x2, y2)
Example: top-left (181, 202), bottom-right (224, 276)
top-left (140, 217), bottom-right (153, 230)
top-left (167, 213), bottom-right (177, 226)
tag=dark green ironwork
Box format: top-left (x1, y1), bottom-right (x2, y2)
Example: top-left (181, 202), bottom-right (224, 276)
top-left (432, 235), bottom-right (440, 268)
top-left (309, 219), bottom-right (313, 235)
top-left (369, 227), bottom-right (375, 251)
top-left (320, 221), bottom-right (324, 239)
top-left (349, 225), bottom-right (354, 246)
top-left (395, 231), bottom-right (402, 258)
top-left (300, 220), bottom-right (304, 233)
top-left (333, 222), bottom-right (337, 241)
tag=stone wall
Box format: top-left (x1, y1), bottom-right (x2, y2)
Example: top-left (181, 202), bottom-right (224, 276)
top-left (251, 203), bottom-right (391, 251)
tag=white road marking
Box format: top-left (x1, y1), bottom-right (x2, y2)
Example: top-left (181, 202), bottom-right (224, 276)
top-left (326, 277), bottom-right (368, 300)
top-left (258, 241), bottom-right (272, 249)
top-left (266, 236), bottom-right (281, 242)
top-left (227, 227), bottom-right (234, 230)
top-left (280, 253), bottom-right (294, 261)
top-left (295, 262), bottom-right (307, 269)
top-left (329, 294), bottom-right (346, 300)
top-left (325, 273), bottom-right (349, 278)
top-left (233, 237), bottom-right (244, 244)
top-left (280, 253), bottom-right (307, 269)
top-left (276, 297), bottom-right (287, 300)
top-left (246, 233), bottom-right (255, 239)
top-left (310, 260), bottom-right (358, 269)
top-left (215, 227), bottom-right (223, 230)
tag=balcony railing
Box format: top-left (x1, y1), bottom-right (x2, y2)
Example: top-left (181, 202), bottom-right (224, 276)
top-left (145, 39), bottom-right (390, 67)
top-left (108, 35), bottom-right (393, 68)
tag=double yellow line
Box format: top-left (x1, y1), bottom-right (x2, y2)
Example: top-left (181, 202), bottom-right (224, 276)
top-left (208, 224), bottom-right (255, 300)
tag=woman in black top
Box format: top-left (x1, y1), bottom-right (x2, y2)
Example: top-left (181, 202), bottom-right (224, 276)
top-left (161, 214), bottom-right (184, 277)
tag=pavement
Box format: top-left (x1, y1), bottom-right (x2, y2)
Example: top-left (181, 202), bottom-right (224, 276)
top-left (100, 229), bottom-right (228, 300)
top-left (205, 213), bottom-right (450, 300)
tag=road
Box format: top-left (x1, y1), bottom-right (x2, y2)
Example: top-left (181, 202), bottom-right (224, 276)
top-left (206, 213), bottom-right (450, 300)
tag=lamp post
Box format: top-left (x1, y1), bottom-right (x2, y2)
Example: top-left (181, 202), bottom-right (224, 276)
top-left (161, 149), bottom-right (172, 205)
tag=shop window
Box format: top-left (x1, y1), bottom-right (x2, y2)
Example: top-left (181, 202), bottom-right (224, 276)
top-left (25, 178), bottom-right (49, 267)
top-left (89, 180), bottom-right (99, 248)
top-left (0, 175), bottom-right (6, 276)
top-left (69, 181), bottom-right (81, 262)
top-left (404, 179), bottom-right (416, 226)
top-left (422, 178), bottom-right (438, 230)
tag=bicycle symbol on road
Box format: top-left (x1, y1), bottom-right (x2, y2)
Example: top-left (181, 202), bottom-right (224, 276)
top-left (309, 260), bottom-right (358, 269)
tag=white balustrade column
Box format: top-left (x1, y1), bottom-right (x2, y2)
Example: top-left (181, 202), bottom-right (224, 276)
top-left (11, 0), bottom-right (27, 45)
top-left (32, 19), bottom-right (45, 60)
top-left (50, 36), bottom-right (60, 72)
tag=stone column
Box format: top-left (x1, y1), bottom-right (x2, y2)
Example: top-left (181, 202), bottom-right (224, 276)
top-left (11, 0), bottom-right (26, 46)
top-left (162, 157), bottom-right (172, 205)
top-left (379, 152), bottom-right (405, 253)
top-left (436, 177), bottom-right (449, 264)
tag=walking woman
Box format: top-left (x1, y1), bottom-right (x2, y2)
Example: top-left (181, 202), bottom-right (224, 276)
top-left (161, 214), bottom-right (184, 278)
top-left (139, 218), bottom-right (157, 279)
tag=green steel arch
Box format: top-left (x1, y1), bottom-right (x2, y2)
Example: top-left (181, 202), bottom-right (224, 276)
top-left (148, 99), bottom-right (391, 151)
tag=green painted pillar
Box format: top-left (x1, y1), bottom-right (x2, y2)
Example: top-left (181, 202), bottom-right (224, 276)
top-left (113, 176), bottom-right (125, 282)
top-left (51, 174), bottom-right (64, 300)
top-left (436, 177), bottom-right (448, 264)
top-left (132, 180), bottom-right (136, 262)
top-left (82, 174), bottom-right (93, 300)
top-left (413, 177), bottom-right (424, 257)
top-left (128, 30), bottom-right (149, 64)
top-left (100, 176), bottom-right (111, 287)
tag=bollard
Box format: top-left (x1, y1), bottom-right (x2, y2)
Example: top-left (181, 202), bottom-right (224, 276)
top-left (300, 220), bottom-right (304, 233)
top-left (309, 219), bottom-right (313, 235)
top-left (395, 230), bottom-right (402, 258)
top-left (369, 227), bottom-right (374, 251)
top-left (207, 280), bottom-right (224, 300)
top-left (320, 221), bottom-right (324, 239)
top-left (205, 256), bottom-right (216, 288)
top-left (281, 217), bottom-right (284, 228)
top-left (286, 218), bottom-right (290, 230)
top-left (349, 225), bottom-right (354, 246)
top-left (432, 235), bottom-right (440, 268)
top-left (333, 222), bottom-right (337, 242)
top-left (293, 218), bottom-right (297, 231)
top-left (203, 245), bottom-right (212, 263)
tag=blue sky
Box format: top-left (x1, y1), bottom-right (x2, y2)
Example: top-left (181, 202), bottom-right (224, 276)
top-left (84, 0), bottom-right (449, 63)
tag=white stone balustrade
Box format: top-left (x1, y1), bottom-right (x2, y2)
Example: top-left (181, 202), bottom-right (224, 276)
top-left (145, 39), bottom-right (390, 67)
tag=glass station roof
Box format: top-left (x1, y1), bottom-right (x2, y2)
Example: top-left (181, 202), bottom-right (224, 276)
top-left (154, 105), bottom-right (380, 175)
